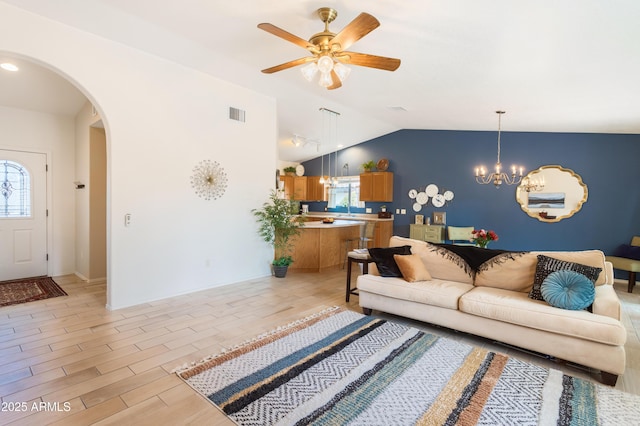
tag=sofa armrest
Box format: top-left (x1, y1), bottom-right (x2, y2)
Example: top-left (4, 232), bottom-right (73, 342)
top-left (604, 261), bottom-right (614, 284)
top-left (593, 284), bottom-right (622, 321)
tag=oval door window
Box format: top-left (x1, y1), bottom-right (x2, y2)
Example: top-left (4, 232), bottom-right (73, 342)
top-left (0, 159), bottom-right (31, 218)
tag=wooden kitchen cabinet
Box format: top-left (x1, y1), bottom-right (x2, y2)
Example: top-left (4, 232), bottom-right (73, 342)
top-left (373, 220), bottom-right (393, 247)
top-left (280, 176), bottom-right (309, 201)
top-left (293, 176), bottom-right (307, 200)
top-left (305, 176), bottom-right (325, 201)
top-left (359, 172), bottom-right (393, 202)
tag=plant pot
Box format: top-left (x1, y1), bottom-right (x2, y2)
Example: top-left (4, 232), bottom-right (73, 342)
top-left (273, 265), bottom-right (289, 278)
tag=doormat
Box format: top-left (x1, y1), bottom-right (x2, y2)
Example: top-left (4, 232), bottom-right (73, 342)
top-left (175, 306), bottom-right (640, 425)
top-left (0, 276), bottom-right (67, 307)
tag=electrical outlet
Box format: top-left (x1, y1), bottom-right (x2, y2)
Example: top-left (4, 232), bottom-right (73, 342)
top-left (124, 213), bottom-right (132, 227)
top-left (401, 209), bottom-right (406, 215)
top-left (396, 209), bottom-right (400, 214)
top-left (365, 208), bottom-right (372, 213)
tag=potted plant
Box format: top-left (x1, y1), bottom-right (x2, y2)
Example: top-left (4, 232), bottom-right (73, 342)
top-left (362, 160), bottom-right (376, 172)
top-left (252, 190), bottom-right (302, 278)
top-left (283, 166), bottom-right (296, 176)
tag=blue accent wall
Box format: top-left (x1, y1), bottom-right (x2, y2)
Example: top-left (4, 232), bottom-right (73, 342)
top-left (302, 129), bottom-right (640, 255)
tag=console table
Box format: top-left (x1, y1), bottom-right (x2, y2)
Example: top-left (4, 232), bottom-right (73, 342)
top-left (409, 224), bottom-right (445, 243)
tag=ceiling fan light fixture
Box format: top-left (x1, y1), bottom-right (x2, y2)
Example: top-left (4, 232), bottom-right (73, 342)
top-left (318, 71), bottom-right (333, 88)
top-left (316, 55), bottom-right (334, 74)
top-left (333, 62), bottom-right (351, 82)
top-left (300, 62), bottom-right (318, 82)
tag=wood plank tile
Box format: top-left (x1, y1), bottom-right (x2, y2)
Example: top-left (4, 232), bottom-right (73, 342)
top-left (81, 367), bottom-right (167, 408)
top-left (49, 396), bottom-right (127, 426)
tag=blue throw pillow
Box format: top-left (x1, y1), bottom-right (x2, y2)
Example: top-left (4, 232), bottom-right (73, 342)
top-left (612, 244), bottom-right (640, 260)
top-left (541, 270), bottom-right (595, 311)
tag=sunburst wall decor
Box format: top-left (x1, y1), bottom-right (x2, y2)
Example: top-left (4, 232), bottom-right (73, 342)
top-left (190, 159), bottom-right (228, 200)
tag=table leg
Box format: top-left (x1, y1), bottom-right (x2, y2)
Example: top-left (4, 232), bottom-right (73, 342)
top-left (629, 271), bottom-right (637, 293)
top-left (346, 257), bottom-right (353, 302)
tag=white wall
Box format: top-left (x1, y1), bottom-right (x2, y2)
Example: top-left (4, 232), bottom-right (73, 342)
top-left (74, 101), bottom-right (95, 280)
top-left (0, 3), bottom-right (275, 309)
top-left (0, 105), bottom-right (76, 276)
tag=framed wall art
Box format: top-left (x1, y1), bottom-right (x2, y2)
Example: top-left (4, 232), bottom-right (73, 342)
top-left (433, 211), bottom-right (446, 225)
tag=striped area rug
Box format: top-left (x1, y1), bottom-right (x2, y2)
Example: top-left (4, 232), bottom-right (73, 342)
top-left (175, 306), bottom-right (640, 425)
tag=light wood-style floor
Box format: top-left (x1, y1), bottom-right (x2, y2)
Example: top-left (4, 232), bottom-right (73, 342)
top-left (1, 270), bottom-right (639, 425)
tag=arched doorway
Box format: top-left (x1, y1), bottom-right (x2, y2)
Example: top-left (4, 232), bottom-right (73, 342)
top-left (0, 54), bottom-right (109, 301)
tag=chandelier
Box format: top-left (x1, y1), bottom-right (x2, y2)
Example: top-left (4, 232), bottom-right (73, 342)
top-left (474, 111), bottom-right (524, 188)
top-left (519, 176), bottom-right (545, 192)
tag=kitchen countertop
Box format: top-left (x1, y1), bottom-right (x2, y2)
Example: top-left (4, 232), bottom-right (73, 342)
top-left (301, 219), bottom-right (365, 229)
top-left (301, 212), bottom-right (394, 222)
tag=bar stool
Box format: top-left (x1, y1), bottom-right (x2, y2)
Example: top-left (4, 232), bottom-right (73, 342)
top-left (346, 250), bottom-right (373, 302)
top-left (342, 221), bottom-right (376, 268)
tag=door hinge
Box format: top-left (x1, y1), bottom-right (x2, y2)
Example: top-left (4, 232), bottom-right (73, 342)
top-left (46, 209), bottom-right (49, 217)
top-left (46, 254), bottom-right (49, 261)
top-left (46, 164), bottom-right (48, 172)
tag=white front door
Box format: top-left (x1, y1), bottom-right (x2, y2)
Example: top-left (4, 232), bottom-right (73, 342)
top-left (0, 150), bottom-right (48, 281)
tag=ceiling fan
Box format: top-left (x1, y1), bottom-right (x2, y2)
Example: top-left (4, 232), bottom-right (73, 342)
top-left (258, 7), bottom-right (401, 90)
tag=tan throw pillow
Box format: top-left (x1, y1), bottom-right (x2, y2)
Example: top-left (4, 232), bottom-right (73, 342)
top-left (394, 253), bottom-right (432, 282)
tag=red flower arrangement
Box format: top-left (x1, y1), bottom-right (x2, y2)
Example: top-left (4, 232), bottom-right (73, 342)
top-left (471, 229), bottom-right (499, 248)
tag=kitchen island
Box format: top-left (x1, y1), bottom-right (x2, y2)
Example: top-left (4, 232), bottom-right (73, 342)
top-left (284, 220), bottom-right (363, 272)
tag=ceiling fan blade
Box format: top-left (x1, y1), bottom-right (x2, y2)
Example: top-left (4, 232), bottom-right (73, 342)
top-left (329, 13), bottom-right (380, 51)
top-left (327, 70), bottom-right (342, 90)
top-left (337, 51), bottom-right (401, 71)
top-left (261, 57), bottom-right (315, 74)
top-left (258, 23), bottom-right (319, 53)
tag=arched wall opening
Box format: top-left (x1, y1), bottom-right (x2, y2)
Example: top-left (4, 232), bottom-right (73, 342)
top-left (0, 51), bottom-right (112, 306)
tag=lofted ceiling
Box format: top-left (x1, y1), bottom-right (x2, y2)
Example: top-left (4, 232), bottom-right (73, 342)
top-left (1, 0), bottom-right (639, 162)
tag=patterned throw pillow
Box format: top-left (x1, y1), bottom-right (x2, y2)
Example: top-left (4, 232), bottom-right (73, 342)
top-left (368, 246), bottom-right (412, 277)
top-left (529, 254), bottom-right (602, 301)
top-left (541, 270), bottom-right (595, 310)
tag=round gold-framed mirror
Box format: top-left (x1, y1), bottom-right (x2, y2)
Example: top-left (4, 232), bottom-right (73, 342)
top-left (515, 165), bottom-right (588, 223)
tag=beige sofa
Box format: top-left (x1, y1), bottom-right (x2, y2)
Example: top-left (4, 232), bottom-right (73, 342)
top-left (357, 236), bottom-right (626, 385)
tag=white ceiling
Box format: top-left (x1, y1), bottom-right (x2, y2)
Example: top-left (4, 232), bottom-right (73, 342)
top-left (2, 0), bottom-right (639, 162)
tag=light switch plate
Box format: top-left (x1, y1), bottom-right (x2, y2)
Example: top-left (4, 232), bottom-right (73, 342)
top-left (401, 209), bottom-right (406, 215)
top-left (366, 208), bottom-right (372, 213)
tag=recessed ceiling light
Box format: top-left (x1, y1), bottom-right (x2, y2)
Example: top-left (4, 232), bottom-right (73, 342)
top-left (1, 63), bottom-right (19, 72)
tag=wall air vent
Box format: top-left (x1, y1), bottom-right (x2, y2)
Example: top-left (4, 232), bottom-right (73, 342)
top-left (229, 107), bottom-right (246, 122)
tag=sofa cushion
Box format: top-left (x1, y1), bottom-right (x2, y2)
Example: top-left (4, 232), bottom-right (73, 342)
top-left (389, 236), bottom-right (474, 284)
top-left (368, 245), bottom-right (412, 277)
top-left (613, 244), bottom-right (640, 260)
top-left (459, 287), bottom-right (626, 346)
top-left (394, 253), bottom-right (432, 282)
top-left (529, 254), bottom-right (602, 301)
top-left (474, 252), bottom-right (537, 292)
top-left (541, 270), bottom-right (595, 310)
top-left (357, 275), bottom-right (473, 310)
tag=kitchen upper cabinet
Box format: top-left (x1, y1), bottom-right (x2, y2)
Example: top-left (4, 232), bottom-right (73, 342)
top-left (292, 176), bottom-right (307, 200)
top-left (359, 172), bottom-right (393, 202)
top-left (305, 176), bottom-right (325, 201)
top-left (281, 176), bottom-right (325, 201)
